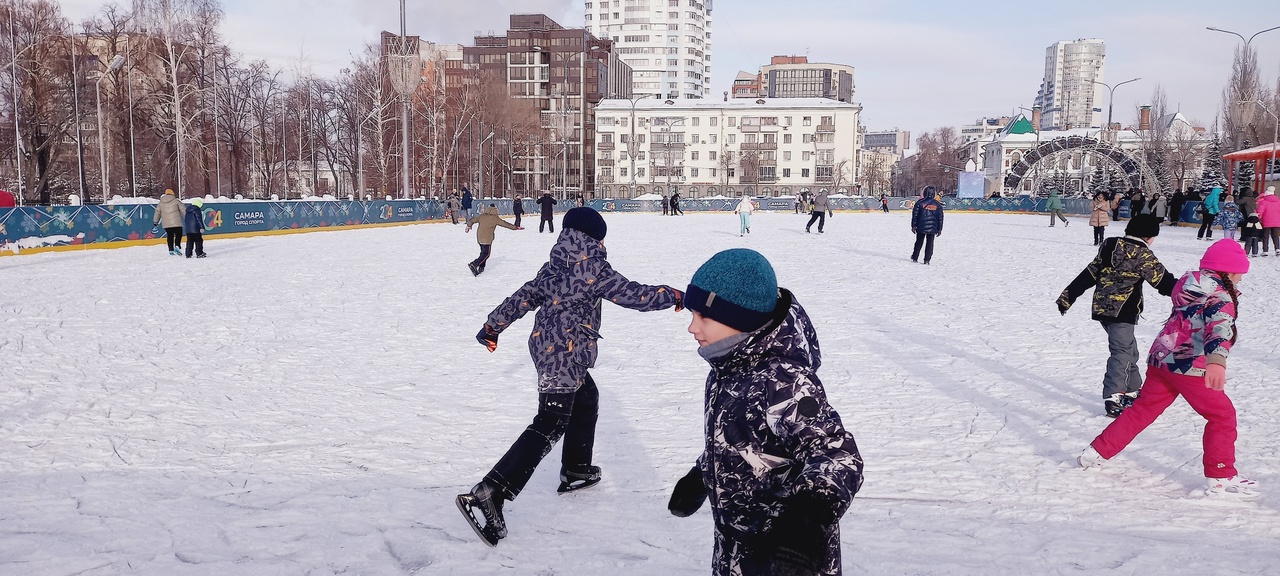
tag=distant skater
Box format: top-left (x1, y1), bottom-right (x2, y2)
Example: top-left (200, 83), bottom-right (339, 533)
top-left (538, 192), bottom-right (557, 233)
top-left (466, 204), bottom-right (522, 276)
top-left (734, 195), bottom-right (754, 237)
top-left (910, 186), bottom-right (944, 264)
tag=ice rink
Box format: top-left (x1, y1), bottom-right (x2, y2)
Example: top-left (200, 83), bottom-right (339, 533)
top-left (2, 210), bottom-right (1279, 575)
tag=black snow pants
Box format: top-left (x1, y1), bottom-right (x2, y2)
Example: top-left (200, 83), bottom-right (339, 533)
top-left (540, 215), bottom-right (555, 233)
top-left (485, 373), bottom-right (599, 499)
top-left (165, 227), bottom-right (183, 251)
top-left (806, 210), bottom-right (825, 232)
top-left (912, 232), bottom-right (935, 263)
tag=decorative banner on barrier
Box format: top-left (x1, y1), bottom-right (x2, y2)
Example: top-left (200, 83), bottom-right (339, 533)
top-left (957, 172), bottom-right (985, 199)
top-left (0, 197), bottom-right (1209, 255)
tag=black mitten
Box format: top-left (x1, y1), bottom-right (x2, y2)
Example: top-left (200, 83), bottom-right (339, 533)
top-left (667, 466), bottom-right (707, 517)
top-left (767, 492), bottom-right (839, 575)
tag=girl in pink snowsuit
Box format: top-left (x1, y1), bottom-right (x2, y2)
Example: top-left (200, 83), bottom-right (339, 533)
top-left (1079, 239), bottom-right (1256, 499)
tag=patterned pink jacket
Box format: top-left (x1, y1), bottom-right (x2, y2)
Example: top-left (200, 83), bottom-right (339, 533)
top-left (1147, 270), bottom-right (1238, 377)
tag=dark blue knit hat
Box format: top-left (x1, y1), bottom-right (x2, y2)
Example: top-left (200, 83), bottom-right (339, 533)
top-left (686, 249), bottom-right (779, 332)
top-left (563, 207), bottom-right (607, 241)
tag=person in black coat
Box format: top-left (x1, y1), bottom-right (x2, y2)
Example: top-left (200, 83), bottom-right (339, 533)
top-left (537, 192), bottom-right (557, 233)
top-left (670, 191), bottom-right (683, 215)
top-left (512, 196), bottom-right (525, 228)
top-left (910, 186), bottom-right (944, 264)
top-left (461, 187), bottom-right (474, 219)
top-left (1168, 190), bottom-right (1185, 225)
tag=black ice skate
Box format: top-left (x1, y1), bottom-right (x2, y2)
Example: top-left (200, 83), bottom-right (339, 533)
top-left (455, 481), bottom-right (507, 546)
top-left (557, 464), bottom-right (602, 493)
top-left (1105, 393), bottom-right (1127, 418)
top-left (468, 262), bottom-right (480, 277)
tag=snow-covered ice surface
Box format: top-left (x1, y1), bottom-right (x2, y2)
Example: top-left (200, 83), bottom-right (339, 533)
top-left (2, 212), bottom-right (1279, 575)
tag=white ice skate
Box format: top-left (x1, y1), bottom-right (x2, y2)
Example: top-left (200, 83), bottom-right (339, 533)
top-left (1206, 475), bottom-right (1260, 501)
top-left (1077, 446), bottom-right (1106, 469)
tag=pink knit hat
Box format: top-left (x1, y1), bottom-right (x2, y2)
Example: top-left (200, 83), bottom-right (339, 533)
top-left (1200, 239), bottom-right (1250, 274)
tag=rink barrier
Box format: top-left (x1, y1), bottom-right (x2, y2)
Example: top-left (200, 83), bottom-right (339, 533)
top-left (584, 197), bottom-right (1212, 224)
top-left (0, 198), bottom-right (572, 256)
top-left (0, 196), bottom-right (1214, 256)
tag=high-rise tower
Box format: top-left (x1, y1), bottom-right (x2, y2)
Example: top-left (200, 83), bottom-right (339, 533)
top-left (585, 0), bottom-right (712, 99)
top-left (1033, 39), bottom-right (1106, 130)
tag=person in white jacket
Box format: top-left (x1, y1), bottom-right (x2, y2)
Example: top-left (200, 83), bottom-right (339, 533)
top-left (734, 196), bottom-right (756, 237)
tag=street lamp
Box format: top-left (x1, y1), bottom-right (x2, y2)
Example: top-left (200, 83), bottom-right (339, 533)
top-left (1243, 100), bottom-right (1279, 189)
top-left (1207, 26), bottom-right (1280, 148)
top-left (1091, 77), bottom-right (1140, 137)
top-left (478, 131), bottom-right (495, 198)
top-left (96, 54), bottom-right (125, 203)
top-left (613, 93), bottom-right (653, 198)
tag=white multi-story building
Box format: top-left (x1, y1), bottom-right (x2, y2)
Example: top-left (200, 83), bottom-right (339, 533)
top-left (593, 98), bottom-right (861, 199)
top-left (584, 0), bottom-right (712, 99)
top-left (959, 117), bottom-right (1012, 144)
top-left (1033, 38), bottom-right (1106, 130)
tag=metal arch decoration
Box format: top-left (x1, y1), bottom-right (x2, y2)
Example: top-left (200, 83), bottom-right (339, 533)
top-left (1003, 136), bottom-right (1158, 193)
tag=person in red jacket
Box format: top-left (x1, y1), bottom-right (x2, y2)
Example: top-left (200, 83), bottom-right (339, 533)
top-left (0, 189), bottom-right (15, 208)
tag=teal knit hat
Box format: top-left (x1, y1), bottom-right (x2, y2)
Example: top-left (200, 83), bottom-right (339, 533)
top-left (686, 249), bottom-right (779, 332)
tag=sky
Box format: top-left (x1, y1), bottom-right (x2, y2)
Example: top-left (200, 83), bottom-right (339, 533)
top-left (55, 0), bottom-right (1280, 142)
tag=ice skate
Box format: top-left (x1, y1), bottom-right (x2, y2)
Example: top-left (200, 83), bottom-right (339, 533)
top-left (557, 464), bottom-right (602, 493)
top-left (1078, 445), bottom-right (1105, 469)
top-left (1104, 393), bottom-right (1126, 418)
top-left (1120, 391), bottom-right (1138, 408)
top-left (455, 481), bottom-right (508, 546)
top-left (1206, 475), bottom-right (1260, 501)
top-left (468, 262), bottom-right (480, 277)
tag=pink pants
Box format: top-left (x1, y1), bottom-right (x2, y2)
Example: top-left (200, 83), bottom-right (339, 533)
top-left (1091, 365), bottom-right (1238, 478)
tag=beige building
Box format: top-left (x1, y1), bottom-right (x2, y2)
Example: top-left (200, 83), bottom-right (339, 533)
top-left (593, 97), bottom-right (862, 198)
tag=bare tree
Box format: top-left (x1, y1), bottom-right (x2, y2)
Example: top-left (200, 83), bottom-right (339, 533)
top-left (1, 0), bottom-right (76, 204)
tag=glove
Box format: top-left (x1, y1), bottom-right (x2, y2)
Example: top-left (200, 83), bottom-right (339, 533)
top-left (151, 225), bottom-right (159, 234)
top-left (670, 287), bottom-right (685, 312)
top-left (935, 230), bottom-right (941, 237)
top-left (1056, 292), bottom-right (1072, 316)
top-left (1205, 363), bottom-right (1226, 391)
top-left (476, 325), bottom-right (499, 353)
top-left (667, 466), bottom-right (707, 517)
top-left (911, 227), bottom-right (917, 235)
top-left (763, 492), bottom-right (839, 574)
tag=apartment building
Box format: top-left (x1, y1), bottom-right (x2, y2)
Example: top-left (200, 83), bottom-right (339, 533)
top-left (463, 14), bottom-right (631, 198)
top-left (584, 0), bottom-right (713, 99)
top-left (1033, 38), bottom-right (1106, 130)
top-left (593, 97), bottom-right (861, 199)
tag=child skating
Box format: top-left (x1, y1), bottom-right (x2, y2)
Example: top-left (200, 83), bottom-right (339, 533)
top-left (667, 249), bottom-right (863, 576)
top-left (456, 207), bottom-right (683, 546)
top-left (734, 195), bottom-right (755, 236)
top-left (1058, 215), bottom-right (1174, 417)
top-left (1079, 239), bottom-right (1257, 500)
top-left (465, 204), bottom-right (522, 276)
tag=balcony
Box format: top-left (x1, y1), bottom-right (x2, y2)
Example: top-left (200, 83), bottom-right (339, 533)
top-left (816, 122), bottom-right (835, 133)
top-left (739, 142), bottom-right (777, 151)
top-left (598, 141), bottom-right (615, 151)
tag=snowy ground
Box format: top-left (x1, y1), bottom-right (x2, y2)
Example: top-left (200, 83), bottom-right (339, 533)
top-left (2, 211), bottom-right (1279, 575)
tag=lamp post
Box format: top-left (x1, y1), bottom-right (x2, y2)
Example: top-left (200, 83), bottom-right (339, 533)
top-left (1207, 26), bottom-right (1280, 149)
top-left (1017, 105), bottom-right (1043, 195)
top-left (1244, 100), bottom-right (1279, 189)
top-left (355, 105), bottom-right (382, 200)
top-left (1091, 77), bottom-right (1140, 139)
top-left (615, 93), bottom-right (653, 198)
top-left (478, 131), bottom-right (495, 198)
top-left (95, 54), bottom-right (125, 203)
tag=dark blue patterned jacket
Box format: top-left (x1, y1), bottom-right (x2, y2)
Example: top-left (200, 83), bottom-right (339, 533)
top-left (697, 289), bottom-right (862, 570)
top-left (485, 228), bottom-right (679, 393)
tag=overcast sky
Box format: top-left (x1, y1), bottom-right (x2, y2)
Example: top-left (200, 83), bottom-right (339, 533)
top-left (57, 0), bottom-right (1280, 141)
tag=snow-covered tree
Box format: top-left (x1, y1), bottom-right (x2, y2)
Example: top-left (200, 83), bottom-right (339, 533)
top-left (1195, 134), bottom-right (1229, 194)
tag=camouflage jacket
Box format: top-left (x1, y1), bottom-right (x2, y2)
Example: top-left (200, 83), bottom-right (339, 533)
top-left (485, 228), bottom-right (679, 393)
top-left (1059, 236), bottom-right (1176, 324)
top-left (696, 289), bottom-right (863, 553)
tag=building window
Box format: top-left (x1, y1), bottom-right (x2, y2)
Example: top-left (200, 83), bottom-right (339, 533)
top-left (784, 151), bottom-right (791, 161)
top-left (691, 168), bottom-right (699, 177)
top-left (803, 116), bottom-right (812, 126)
top-left (783, 133), bottom-right (792, 144)
top-left (709, 151), bottom-right (717, 160)
top-left (710, 117), bottom-right (718, 127)
top-left (727, 134), bottom-right (735, 144)
top-left (728, 117), bottom-right (736, 127)
top-left (785, 116), bottom-right (792, 126)
top-left (802, 168), bottom-right (810, 178)
top-left (691, 151), bottom-right (699, 160)
top-left (692, 117), bottom-right (700, 126)
top-left (783, 168), bottom-right (791, 177)
top-left (728, 168), bottom-right (736, 178)
top-left (710, 134), bottom-right (717, 144)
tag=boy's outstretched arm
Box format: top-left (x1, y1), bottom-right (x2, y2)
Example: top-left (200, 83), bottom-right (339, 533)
top-left (593, 262), bottom-right (682, 312)
top-left (1058, 252), bottom-right (1103, 314)
top-left (481, 276), bottom-right (547, 345)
